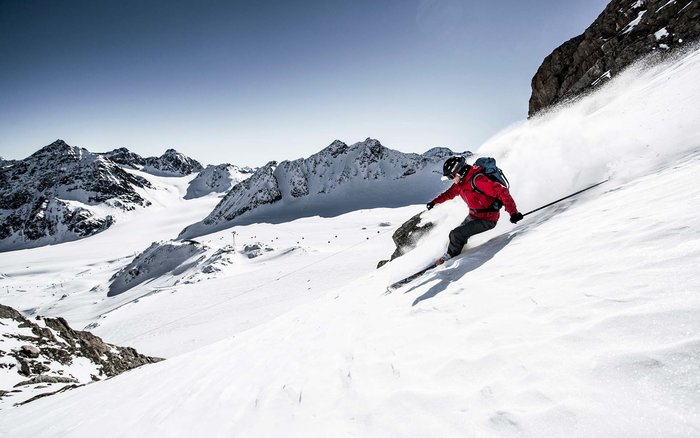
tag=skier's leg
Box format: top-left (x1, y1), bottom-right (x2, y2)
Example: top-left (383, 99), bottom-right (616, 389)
top-left (447, 217), bottom-right (497, 257)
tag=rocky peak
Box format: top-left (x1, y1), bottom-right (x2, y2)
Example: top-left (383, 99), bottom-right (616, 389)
top-left (99, 147), bottom-right (147, 169)
top-left (29, 139), bottom-right (83, 161)
top-left (322, 140), bottom-right (350, 158)
top-left (143, 148), bottom-right (204, 176)
top-left (529, 0), bottom-right (700, 115)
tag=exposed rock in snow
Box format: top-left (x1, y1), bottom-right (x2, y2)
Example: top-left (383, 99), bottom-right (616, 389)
top-left (377, 210), bottom-right (435, 267)
top-left (0, 140), bottom-right (153, 252)
top-left (529, 0), bottom-right (700, 115)
top-left (142, 149), bottom-right (204, 177)
top-left (0, 304), bottom-right (161, 408)
top-left (241, 242), bottom-right (274, 259)
top-left (108, 240), bottom-right (209, 296)
top-left (184, 164), bottom-right (254, 200)
top-left (99, 147), bottom-right (147, 169)
top-left (100, 147), bottom-right (205, 177)
top-left (180, 138), bottom-right (464, 238)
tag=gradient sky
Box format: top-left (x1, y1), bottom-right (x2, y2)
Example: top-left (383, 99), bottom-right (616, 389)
top-left (0, 0), bottom-right (609, 167)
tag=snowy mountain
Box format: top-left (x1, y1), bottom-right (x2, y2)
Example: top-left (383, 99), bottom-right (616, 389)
top-left (98, 147), bottom-right (147, 169)
top-left (184, 163), bottom-right (254, 199)
top-left (0, 140), bottom-right (153, 252)
top-left (530, 0), bottom-right (700, 114)
top-left (142, 148), bottom-right (204, 176)
top-left (100, 147), bottom-right (204, 176)
top-left (0, 304), bottom-right (161, 408)
top-left (180, 139), bottom-right (459, 238)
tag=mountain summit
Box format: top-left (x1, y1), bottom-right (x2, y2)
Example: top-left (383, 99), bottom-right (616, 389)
top-left (100, 147), bottom-right (204, 176)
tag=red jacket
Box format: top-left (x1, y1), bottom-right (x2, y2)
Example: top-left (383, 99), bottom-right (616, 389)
top-left (431, 166), bottom-right (518, 222)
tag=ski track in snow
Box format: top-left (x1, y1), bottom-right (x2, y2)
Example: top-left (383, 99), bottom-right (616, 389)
top-left (1, 45), bottom-right (700, 437)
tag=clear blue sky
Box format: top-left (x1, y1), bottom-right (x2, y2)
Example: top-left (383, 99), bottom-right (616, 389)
top-left (0, 0), bottom-right (609, 167)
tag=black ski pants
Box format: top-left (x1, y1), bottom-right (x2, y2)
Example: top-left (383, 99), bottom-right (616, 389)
top-left (447, 216), bottom-right (497, 257)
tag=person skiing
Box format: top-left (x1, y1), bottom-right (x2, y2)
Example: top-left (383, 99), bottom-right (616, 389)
top-left (427, 156), bottom-right (523, 264)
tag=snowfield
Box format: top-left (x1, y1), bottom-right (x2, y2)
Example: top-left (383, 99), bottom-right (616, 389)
top-left (1, 46), bottom-right (700, 436)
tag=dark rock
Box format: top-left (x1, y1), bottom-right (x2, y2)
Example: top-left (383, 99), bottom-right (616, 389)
top-left (0, 303), bottom-right (163, 406)
top-left (19, 345), bottom-right (40, 359)
top-left (377, 211), bottom-right (435, 268)
top-left (529, 0), bottom-right (700, 115)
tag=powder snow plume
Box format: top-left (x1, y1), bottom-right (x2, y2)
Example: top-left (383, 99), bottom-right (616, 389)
top-left (478, 44), bottom-right (700, 215)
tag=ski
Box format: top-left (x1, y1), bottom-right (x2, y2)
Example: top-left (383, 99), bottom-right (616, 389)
top-left (386, 262), bottom-right (439, 292)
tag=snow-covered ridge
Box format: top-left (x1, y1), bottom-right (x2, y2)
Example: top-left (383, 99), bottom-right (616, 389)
top-left (100, 147), bottom-right (204, 177)
top-left (0, 140), bottom-right (153, 252)
top-left (184, 163), bottom-right (253, 200)
top-left (180, 139), bottom-right (460, 237)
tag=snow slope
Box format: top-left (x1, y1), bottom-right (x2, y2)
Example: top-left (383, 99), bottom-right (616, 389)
top-left (1, 43), bottom-right (700, 437)
top-left (1, 147), bottom-right (698, 437)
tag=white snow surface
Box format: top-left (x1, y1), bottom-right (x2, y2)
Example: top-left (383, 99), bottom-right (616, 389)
top-left (0, 46), bottom-right (700, 436)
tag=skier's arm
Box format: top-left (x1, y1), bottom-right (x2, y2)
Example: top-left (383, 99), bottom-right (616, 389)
top-left (473, 175), bottom-right (518, 214)
top-left (431, 183), bottom-right (462, 205)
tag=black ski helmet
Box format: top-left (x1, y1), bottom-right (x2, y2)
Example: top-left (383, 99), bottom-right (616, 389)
top-left (442, 156), bottom-right (469, 178)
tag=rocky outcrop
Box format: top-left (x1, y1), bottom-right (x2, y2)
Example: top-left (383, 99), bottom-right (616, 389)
top-left (377, 211), bottom-right (435, 268)
top-left (0, 140), bottom-right (153, 251)
top-left (180, 139), bottom-right (462, 238)
top-left (529, 0), bottom-right (700, 115)
top-left (0, 304), bottom-right (162, 408)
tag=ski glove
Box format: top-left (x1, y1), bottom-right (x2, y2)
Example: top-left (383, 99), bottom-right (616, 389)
top-left (510, 212), bottom-right (524, 224)
top-left (426, 201), bottom-right (435, 210)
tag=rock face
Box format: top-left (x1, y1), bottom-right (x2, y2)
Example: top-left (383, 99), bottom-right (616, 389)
top-left (180, 139), bottom-right (459, 238)
top-left (99, 147), bottom-right (147, 169)
top-left (529, 0), bottom-right (700, 115)
top-left (0, 140), bottom-right (153, 252)
top-left (143, 149), bottom-right (204, 176)
top-left (184, 164), bottom-right (254, 200)
top-left (0, 304), bottom-right (162, 408)
top-left (377, 211), bottom-right (435, 268)
top-left (100, 147), bottom-right (204, 176)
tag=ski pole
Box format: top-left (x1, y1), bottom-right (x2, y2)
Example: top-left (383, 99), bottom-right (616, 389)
top-left (523, 179), bottom-right (608, 217)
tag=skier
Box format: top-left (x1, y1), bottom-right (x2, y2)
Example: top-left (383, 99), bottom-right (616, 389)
top-left (426, 156), bottom-right (523, 264)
